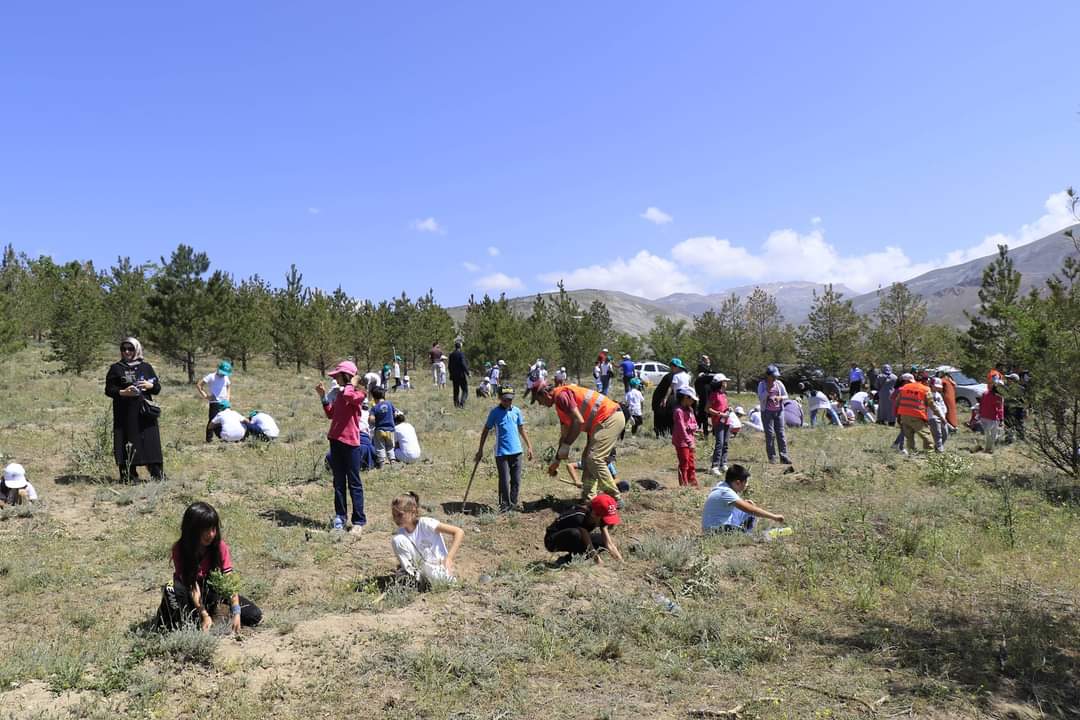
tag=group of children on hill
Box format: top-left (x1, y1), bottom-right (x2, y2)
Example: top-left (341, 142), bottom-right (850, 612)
top-left (197, 361), bottom-right (281, 443)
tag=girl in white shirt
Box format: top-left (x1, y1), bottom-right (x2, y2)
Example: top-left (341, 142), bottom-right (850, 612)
top-left (390, 492), bottom-right (464, 586)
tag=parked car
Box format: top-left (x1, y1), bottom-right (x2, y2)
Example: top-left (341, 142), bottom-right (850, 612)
top-left (634, 360), bottom-right (670, 386)
top-left (769, 365), bottom-right (847, 398)
top-left (931, 366), bottom-right (986, 410)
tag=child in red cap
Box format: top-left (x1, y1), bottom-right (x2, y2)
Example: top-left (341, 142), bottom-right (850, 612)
top-left (543, 494), bottom-right (624, 565)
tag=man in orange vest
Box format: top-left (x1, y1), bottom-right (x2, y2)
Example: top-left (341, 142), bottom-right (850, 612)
top-left (893, 372), bottom-right (937, 454)
top-left (533, 382), bottom-right (626, 503)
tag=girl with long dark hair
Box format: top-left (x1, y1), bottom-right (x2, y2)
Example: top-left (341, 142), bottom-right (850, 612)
top-left (157, 502), bottom-right (262, 633)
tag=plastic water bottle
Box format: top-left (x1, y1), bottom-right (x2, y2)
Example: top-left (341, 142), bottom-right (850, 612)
top-left (652, 593), bottom-right (681, 613)
top-left (763, 527), bottom-right (793, 542)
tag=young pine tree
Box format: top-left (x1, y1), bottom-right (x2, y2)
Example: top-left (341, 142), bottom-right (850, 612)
top-left (146, 245), bottom-right (214, 383)
top-left (49, 261), bottom-right (109, 375)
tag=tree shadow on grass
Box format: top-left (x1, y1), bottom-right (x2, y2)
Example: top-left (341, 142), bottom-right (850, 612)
top-left (440, 501), bottom-right (495, 516)
top-left (805, 585), bottom-right (1080, 715)
top-left (520, 494), bottom-right (578, 514)
top-left (55, 473), bottom-right (127, 485)
top-left (976, 471), bottom-right (1080, 509)
top-left (258, 508), bottom-right (324, 530)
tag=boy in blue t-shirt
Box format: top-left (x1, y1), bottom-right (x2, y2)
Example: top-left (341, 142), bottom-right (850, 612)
top-left (368, 386), bottom-right (397, 464)
top-left (475, 386), bottom-right (534, 512)
top-left (701, 464), bottom-right (785, 533)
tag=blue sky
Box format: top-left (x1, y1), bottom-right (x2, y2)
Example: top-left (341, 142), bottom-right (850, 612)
top-left (2, 2), bottom-right (1078, 302)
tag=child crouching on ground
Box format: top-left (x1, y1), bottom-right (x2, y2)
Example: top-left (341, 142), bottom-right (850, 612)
top-left (672, 386), bottom-right (699, 487)
top-left (390, 492), bottom-right (464, 586)
top-left (702, 464), bottom-right (785, 533)
top-left (0, 463), bottom-right (37, 507)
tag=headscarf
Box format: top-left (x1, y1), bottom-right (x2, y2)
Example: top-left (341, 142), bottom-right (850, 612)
top-left (121, 337), bottom-right (144, 365)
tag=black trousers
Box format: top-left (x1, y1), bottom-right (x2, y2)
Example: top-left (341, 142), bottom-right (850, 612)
top-left (452, 377), bottom-right (468, 407)
top-left (495, 453), bottom-right (522, 510)
top-left (849, 380), bottom-right (862, 397)
top-left (156, 577), bottom-right (262, 630)
top-left (206, 402), bottom-right (224, 442)
top-left (544, 528), bottom-right (606, 555)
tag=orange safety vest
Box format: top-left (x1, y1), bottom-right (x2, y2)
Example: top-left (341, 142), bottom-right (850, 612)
top-left (895, 383), bottom-right (929, 421)
top-left (553, 384), bottom-right (620, 435)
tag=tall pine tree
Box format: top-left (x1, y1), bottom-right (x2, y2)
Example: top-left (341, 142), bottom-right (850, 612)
top-left (49, 261), bottom-right (108, 374)
top-left (146, 245), bottom-right (214, 383)
top-left (797, 283), bottom-right (863, 376)
top-left (962, 245), bottom-right (1022, 376)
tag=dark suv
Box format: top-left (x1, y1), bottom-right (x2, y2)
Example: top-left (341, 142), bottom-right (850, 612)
top-left (776, 365), bottom-right (847, 397)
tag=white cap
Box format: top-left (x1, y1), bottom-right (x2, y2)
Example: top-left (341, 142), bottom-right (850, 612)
top-left (734, 406), bottom-right (746, 415)
top-left (2, 463), bottom-right (27, 489)
top-left (677, 386), bottom-right (698, 401)
top-left (712, 373), bottom-right (729, 382)
top-left (498, 359), bottom-right (506, 366)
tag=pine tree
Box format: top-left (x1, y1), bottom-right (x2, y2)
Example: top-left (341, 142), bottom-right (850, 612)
top-left (873, 282), bottom-right (928, 367)
top-left (743, 288), bottom-right (793, 374)
top-left (49, 261), bottom-right (108, 374)
top-left (551, 282), bottom-right (590, 382)
top-left (222, 275), bottom-right (273, 372)
top-left (306, 287), bottom-right (349, 376)
top-left (524, 294), bottom-right (560, 369)
top-left (797, 283), bottom-right (864, 376)
top-left (104, 256), bottom-right (154, 342)
top-left (0, 245), bottom-right (25, 354)
top-left (410, 290), bottom-right (455, 372)
top-left (718, 293), bottom-right (750, 388)
top-left (645, 317), bottom-right (690, 363)
top-left (962, 245), bottom-right (1022, 376)
top-left (272, 264), bottom-right (309, 374)
top-left (24, 256), bottom-right (62, 342)
top-left (459, 293), bottom-right (530, 374)
top-left (146, 245), bottom-right (214, 383)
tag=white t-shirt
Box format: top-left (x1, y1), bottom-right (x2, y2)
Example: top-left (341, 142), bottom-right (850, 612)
top-left (210, 408), bottom-right (247, 442)
top-left (1, 482), bottom-right (37, 504)
top-left (364, 372), bottom-right (381, 388)
top-left (248, 412), bottom-right (279, 438)
top-left (202, 372), bottom-right (230, 402)
top-left (490, 367), bottom-right (501, 383)
top-left (394, 516), bottom-right (449, 578)
top-left (394, 422), bottom-right (421, 462)
top-left (670, 371), bottom-right (691, 395)
top-left (727, 412), bottom-right (742, 430)
top-left (392, 362), bottom-right (401, 379)
top-left (625, 388), bottom-right (644, 416)
top-left (850, 391), bottom-right (869, 412)
top-left (746, 408), bottom-right (764, 432)
top-left (808, 391), bottom-right (831, 412)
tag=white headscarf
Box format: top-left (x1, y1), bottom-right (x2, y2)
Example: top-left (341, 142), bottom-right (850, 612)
top-left (121, 337), bottom-right (144, 365)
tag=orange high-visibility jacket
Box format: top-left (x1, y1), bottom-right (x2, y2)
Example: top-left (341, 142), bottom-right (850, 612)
top-left (553, 384), bottom-right (620, 435)
top-left (895, 382), bottom-right (930, 421)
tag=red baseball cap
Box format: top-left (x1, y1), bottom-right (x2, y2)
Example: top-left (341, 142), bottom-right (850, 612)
top-left (590, 494), bottom-right (621, 526)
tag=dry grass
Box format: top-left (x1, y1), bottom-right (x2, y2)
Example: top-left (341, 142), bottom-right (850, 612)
top-left (0, 345), bottom-right (1078, 719)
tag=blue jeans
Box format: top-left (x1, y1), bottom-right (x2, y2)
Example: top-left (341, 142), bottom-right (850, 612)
top-left (762, 409), bottom-right (790, 463)
top-left (810, 408), bottom-right (841, 427)
top-left (711, 424), bottom-right (730, 468)
top-left (329, 439), bottom-right (366, 525)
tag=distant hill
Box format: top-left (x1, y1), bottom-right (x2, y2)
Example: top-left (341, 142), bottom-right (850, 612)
top-left (448, 227), bottom-right (1079, 334)
top-left (446, 289), bottom-right (691, 336)
top-left (653, 282), bottom-right (854, 325)
top-left (849, 225), bottom-right (1080, 326)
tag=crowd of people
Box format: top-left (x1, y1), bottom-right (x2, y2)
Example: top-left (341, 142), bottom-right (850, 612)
top-left (5, 335), bottom-right (1031, 639)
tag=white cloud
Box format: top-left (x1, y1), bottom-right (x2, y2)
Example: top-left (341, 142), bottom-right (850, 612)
top-left (640, 206), bottom-right (673, 225)
top-left (671, 236), bottom-right (768, 280)
top-left (487, 246), bottom-right (500, 257)
top-left (462, 261), bottom-right (480, 272)
top-left (538, 250), bottom-right (700, 299)
top-left (307, 207), bottom-right (321, 215)
top-left (535, 190), bottom-right (1074, 300)
top-left (411, 217), bottom-right (444, 233)
top-left (475, 272), bottom-right (523, 292)
top-left (943, 190), bottom-right (1075, 266)
top-left (810, 216), bottom-right (822, 225)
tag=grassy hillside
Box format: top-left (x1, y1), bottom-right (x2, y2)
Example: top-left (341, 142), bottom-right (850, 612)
top-left (0, 346), bottom-right (1078, 719)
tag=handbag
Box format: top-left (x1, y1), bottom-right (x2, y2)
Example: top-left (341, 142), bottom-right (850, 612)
top-left (140, 395), bottom-right (162, 420)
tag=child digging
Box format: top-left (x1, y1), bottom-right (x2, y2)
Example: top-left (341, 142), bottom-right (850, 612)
top-left (390, 492), bottom-right (464, 586)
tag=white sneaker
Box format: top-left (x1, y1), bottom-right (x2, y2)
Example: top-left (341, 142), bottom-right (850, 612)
top-left (720, 464), bottom-right (728, 473)
top-left (710, 466), bottom-right (722, 476)
top-left (349, 524), bottom-right (364, 536)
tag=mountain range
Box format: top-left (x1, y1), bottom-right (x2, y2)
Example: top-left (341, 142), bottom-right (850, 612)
top-left (448, 225), bottom-right (1079, 335)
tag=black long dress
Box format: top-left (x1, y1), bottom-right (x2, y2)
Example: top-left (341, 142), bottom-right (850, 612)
top-left (693, 366), bottom-right (714, 430)
top-left (105, 360), bottom-right (163, 473)
top-left (652, 372), bottom-right (675, 437)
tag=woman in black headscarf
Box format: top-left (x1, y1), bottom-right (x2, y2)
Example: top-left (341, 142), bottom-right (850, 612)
top-left (104, 337), bottom-right (164, 480)
top-left (652, 358), bottom-right (690, 438)
top-left (693, 355), bottom-right (714, 430)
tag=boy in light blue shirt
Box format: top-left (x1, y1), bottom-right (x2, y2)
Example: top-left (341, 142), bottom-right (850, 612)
top-left (702, 464), bottom-right (785, 533)
top-left (475, 386), bottom-right (534, 512)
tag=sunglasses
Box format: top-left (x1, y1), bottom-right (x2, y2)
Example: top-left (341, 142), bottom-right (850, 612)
top-left (120, 345), bottom-right (135, 351)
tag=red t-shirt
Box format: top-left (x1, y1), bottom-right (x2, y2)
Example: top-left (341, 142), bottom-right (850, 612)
top-left (708, 391), bottom-right (729, 425)
top-left (172, 540), bottom-right (233, 584)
